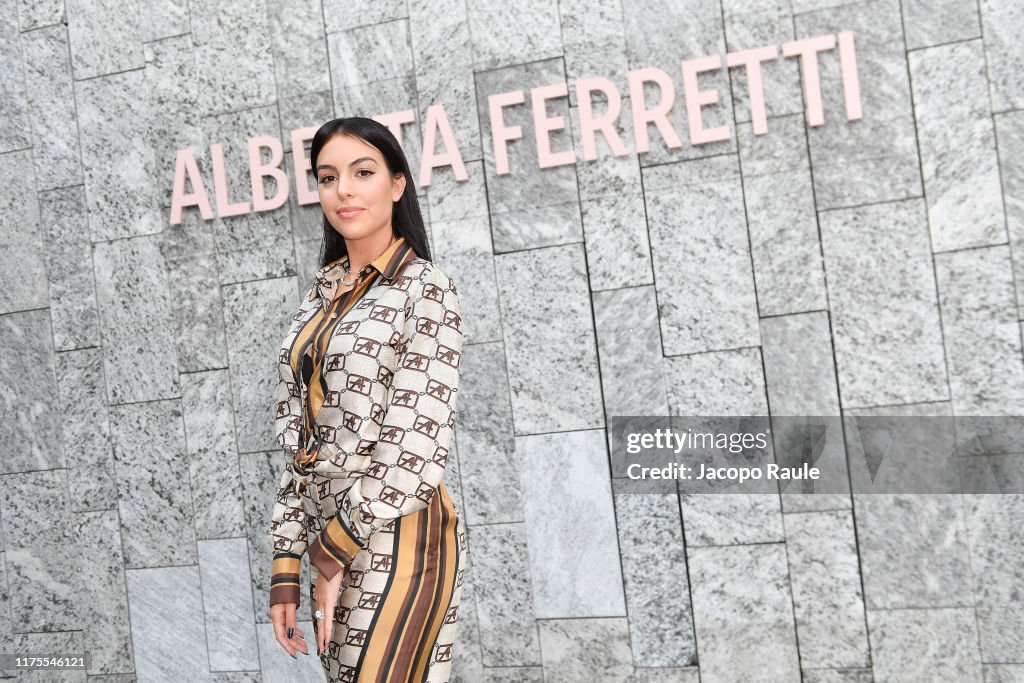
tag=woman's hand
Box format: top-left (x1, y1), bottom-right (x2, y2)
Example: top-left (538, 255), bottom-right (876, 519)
top-left (314, 567), bottom-right (346, 655)
top-left (271, 602), bottom-right (310, 657)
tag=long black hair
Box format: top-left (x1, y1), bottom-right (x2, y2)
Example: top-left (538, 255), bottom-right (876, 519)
top-left (308, 117), bottom-right (431, 268)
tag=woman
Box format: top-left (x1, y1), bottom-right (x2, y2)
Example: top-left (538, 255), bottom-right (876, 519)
top-left (268, 116), bottom-right (467, 683)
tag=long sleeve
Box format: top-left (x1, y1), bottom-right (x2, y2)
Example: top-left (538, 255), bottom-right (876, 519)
top-left (307, 267), bottom-right (464, 580)
top-left (269, 302), bottom-right (311, 607)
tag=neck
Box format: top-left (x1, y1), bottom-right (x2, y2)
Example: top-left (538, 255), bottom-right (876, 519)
top-left (344, 230), bottom-right (397, 276)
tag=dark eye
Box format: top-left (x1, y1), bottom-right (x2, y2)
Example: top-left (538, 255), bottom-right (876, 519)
top-left (318, 174), bottom-right (336, 184)
top-left (356, 169), bottom-right (373, 177)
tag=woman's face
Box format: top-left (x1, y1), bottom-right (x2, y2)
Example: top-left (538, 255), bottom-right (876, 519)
top-left (315, 133), bottom-right (406, 241)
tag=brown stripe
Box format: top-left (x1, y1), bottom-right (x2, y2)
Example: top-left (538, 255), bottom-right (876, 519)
top-left (409, 488), bottom-right (456, 681)
top-left (388, 491), bottom-right (443, 679)
top-left (377, 507), bottom-right (430, 682)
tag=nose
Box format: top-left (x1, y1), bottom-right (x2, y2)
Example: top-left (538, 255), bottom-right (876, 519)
top-left (334, 176), bottom-right (351, 198)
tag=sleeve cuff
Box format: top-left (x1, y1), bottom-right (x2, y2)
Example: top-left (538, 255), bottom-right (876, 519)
top-left (308, 511), bottom-right (366, 580)
top-left (269, 552), bottom-right (303, 607)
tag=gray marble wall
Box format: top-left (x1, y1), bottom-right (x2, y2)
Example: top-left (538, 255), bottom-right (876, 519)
top-left (0, 0), bottom-right (1022, 681)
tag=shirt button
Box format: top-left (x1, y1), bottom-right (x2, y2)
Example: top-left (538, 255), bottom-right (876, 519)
top-left (330, 312), bottom-right (337, 318)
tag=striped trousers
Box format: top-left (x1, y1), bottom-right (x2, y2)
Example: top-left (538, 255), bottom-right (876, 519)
top-left (304, 475), bottom-right (466, 683)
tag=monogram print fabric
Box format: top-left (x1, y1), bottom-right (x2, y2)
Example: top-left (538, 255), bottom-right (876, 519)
top-left (268, 236), bottom-right (467, 683)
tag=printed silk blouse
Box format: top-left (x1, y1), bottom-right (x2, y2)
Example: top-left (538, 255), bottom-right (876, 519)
top-left (269, 236), bottom-right (464, 606)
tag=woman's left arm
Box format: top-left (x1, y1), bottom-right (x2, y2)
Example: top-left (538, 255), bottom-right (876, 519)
top-left (307, 267), bottom-right (464, 580)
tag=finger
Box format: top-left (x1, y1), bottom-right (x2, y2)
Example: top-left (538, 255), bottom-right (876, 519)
top-left (272, 610), bottom-right (296, 657)
top-left (285, 604), bottom-right (309, 655)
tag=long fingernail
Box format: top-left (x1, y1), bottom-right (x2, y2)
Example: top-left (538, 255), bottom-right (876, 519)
top-left (290, 652), bottom-right (296, 659)
top-left (287, 627), bottom-right (294, 639)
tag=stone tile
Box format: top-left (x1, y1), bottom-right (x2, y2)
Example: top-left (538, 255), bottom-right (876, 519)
top-left (266, 0), bottom-right (330, 98)
top-left (818, 199), bottom-right (947, 408)
top-left (255, 620), bottom-right (321, 681)
top-left (138, 0), bottom-right (188, 42)
top-left (65, 0), bottom-right (145, 79)
top-left (326, 20), bottom-right (413, 90)
top-left (143, 35), bottom-right (206, 211)
top-left (614, 493), bottom-right (695, 667)
top-left (688, 544), bottom-right (801, 682)
top-left (190, 0), bottom-right (276, 116)
top-left (42, 188), bottom-right (101, 351)
top-left (467, 523), bottom-right (541, 667)
top-left (722, 0), bottom-right (805, 123)
top-left (410, 0), bottom-right (480, 163)
top-left (474, 58), bottom-right (583, 253)
top-left (494, 244), bottom-right (603, 434)
top-left (157, 210), bottom-right (228, 373)
top-left (903, 0), bottom-right (980, 49)
top-left (996, 111), bottom-right (1024, 321)
top-left (11, 631), bottom-right (86, 682)
top-left (0, 2), bottom-right (30, 153)
top-left (465, 0), bottom-right (562, 71)
top-left (93, 235), bottom-right (180, 404)
top-left (322, 0), bottom-right (406, 33)
top-left (643, 156), bottom-right (760, 355)
top-left (0, 149), bottom-right (46, 314)
top-left (20, 25), bottom-right (82, 189)
top-left (278, 91), bottom-right (334, 156)
top-left (627, 668), bottom-right (701, 683)
top-left (16, 0), bottom-right (64, 31)
top-left (560, 0), bottom-right (631, 110)
top-left (55, 347), bottom-right (116, 512)
top-left (0, 309), bottom-right (64, 473)
top-left (569, 100), bottom-right (654, 292)
top-left (935, 246), bottom-right (1024, 416)
top-left (594, 286), bottom-right (669, 422)
top-left (867, 607), bottom-right (983, 681)
top-left (449, 561), bottom-right (485, 682)
top-left (854, 493), bottom-right (971, 609)
top-left (760, 312), bottom-right (851, 512)
top-left (428, 168), bottom-right (501, 343)
top-left (964, 494), bottom-right (1024, 663)
top-left (622, 0), bottom-right (735, 166)
top-left (75, 511), bottom-right (133, 675)
top-left (801, 669), bottom-right (873, 683)
top-left (125, 565), bottom-right (212, 682)
top-left (738, 114), bottom-right (827, 317)
top-left (198, 106), bottom-right (296, 285)
top-left (980, 0), bottom-right (1024, 112)
top-left (985, 664), bottom-right (1024, 682)
top-left (75, 70), bottom-right (163, 241)
top-left (455, 342), bottom-right (521, 525)
top-left (0, 469), bottom-right (83, 632)
top-left (482, 667), bottom-right (544, 683)
top-left (665, 347), bottom-right (783, 545)
top-left (797, 0), bottom-right (922, 209)
top-left (109, 399), bottom-right (196, 568)
top-left (537, 618), bottom-right (633, 682)
top-left (223, 276), bottom-right (299, 454)
top-left (519, 430), bottom-right (625, 618)
top-left (199, 538), bottom-right (260, 672)
top-left (182, 370), bottom-right (246, 539)
top-left (784, 510), bottom-right (869, 668)
top-left (910, 39), bottom-right (1005, 252)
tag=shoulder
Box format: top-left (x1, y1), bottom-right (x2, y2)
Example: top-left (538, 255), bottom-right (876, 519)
top-left (400, 259), bottom-right (459, 297)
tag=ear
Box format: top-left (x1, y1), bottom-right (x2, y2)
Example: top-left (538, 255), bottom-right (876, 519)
top-left (392, 172), bottom-right (407, 202)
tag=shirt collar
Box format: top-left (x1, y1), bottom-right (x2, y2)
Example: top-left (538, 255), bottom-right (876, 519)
top-left (308, 235), bottom-right (413, 306)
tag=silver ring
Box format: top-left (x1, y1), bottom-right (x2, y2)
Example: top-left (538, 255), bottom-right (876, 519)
top-left (315, 610), bottom-right (325, 620)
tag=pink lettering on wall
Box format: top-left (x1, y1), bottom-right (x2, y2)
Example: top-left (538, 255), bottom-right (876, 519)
top-left (170, 32), bottom-right (862, 225)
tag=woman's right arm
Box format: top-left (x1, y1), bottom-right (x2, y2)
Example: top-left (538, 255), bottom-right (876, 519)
top-left (268, 287), bottom-right (315, 607)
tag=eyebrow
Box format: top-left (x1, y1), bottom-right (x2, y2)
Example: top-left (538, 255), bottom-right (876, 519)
top-left (316, 157), bottom-right (377, 172)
